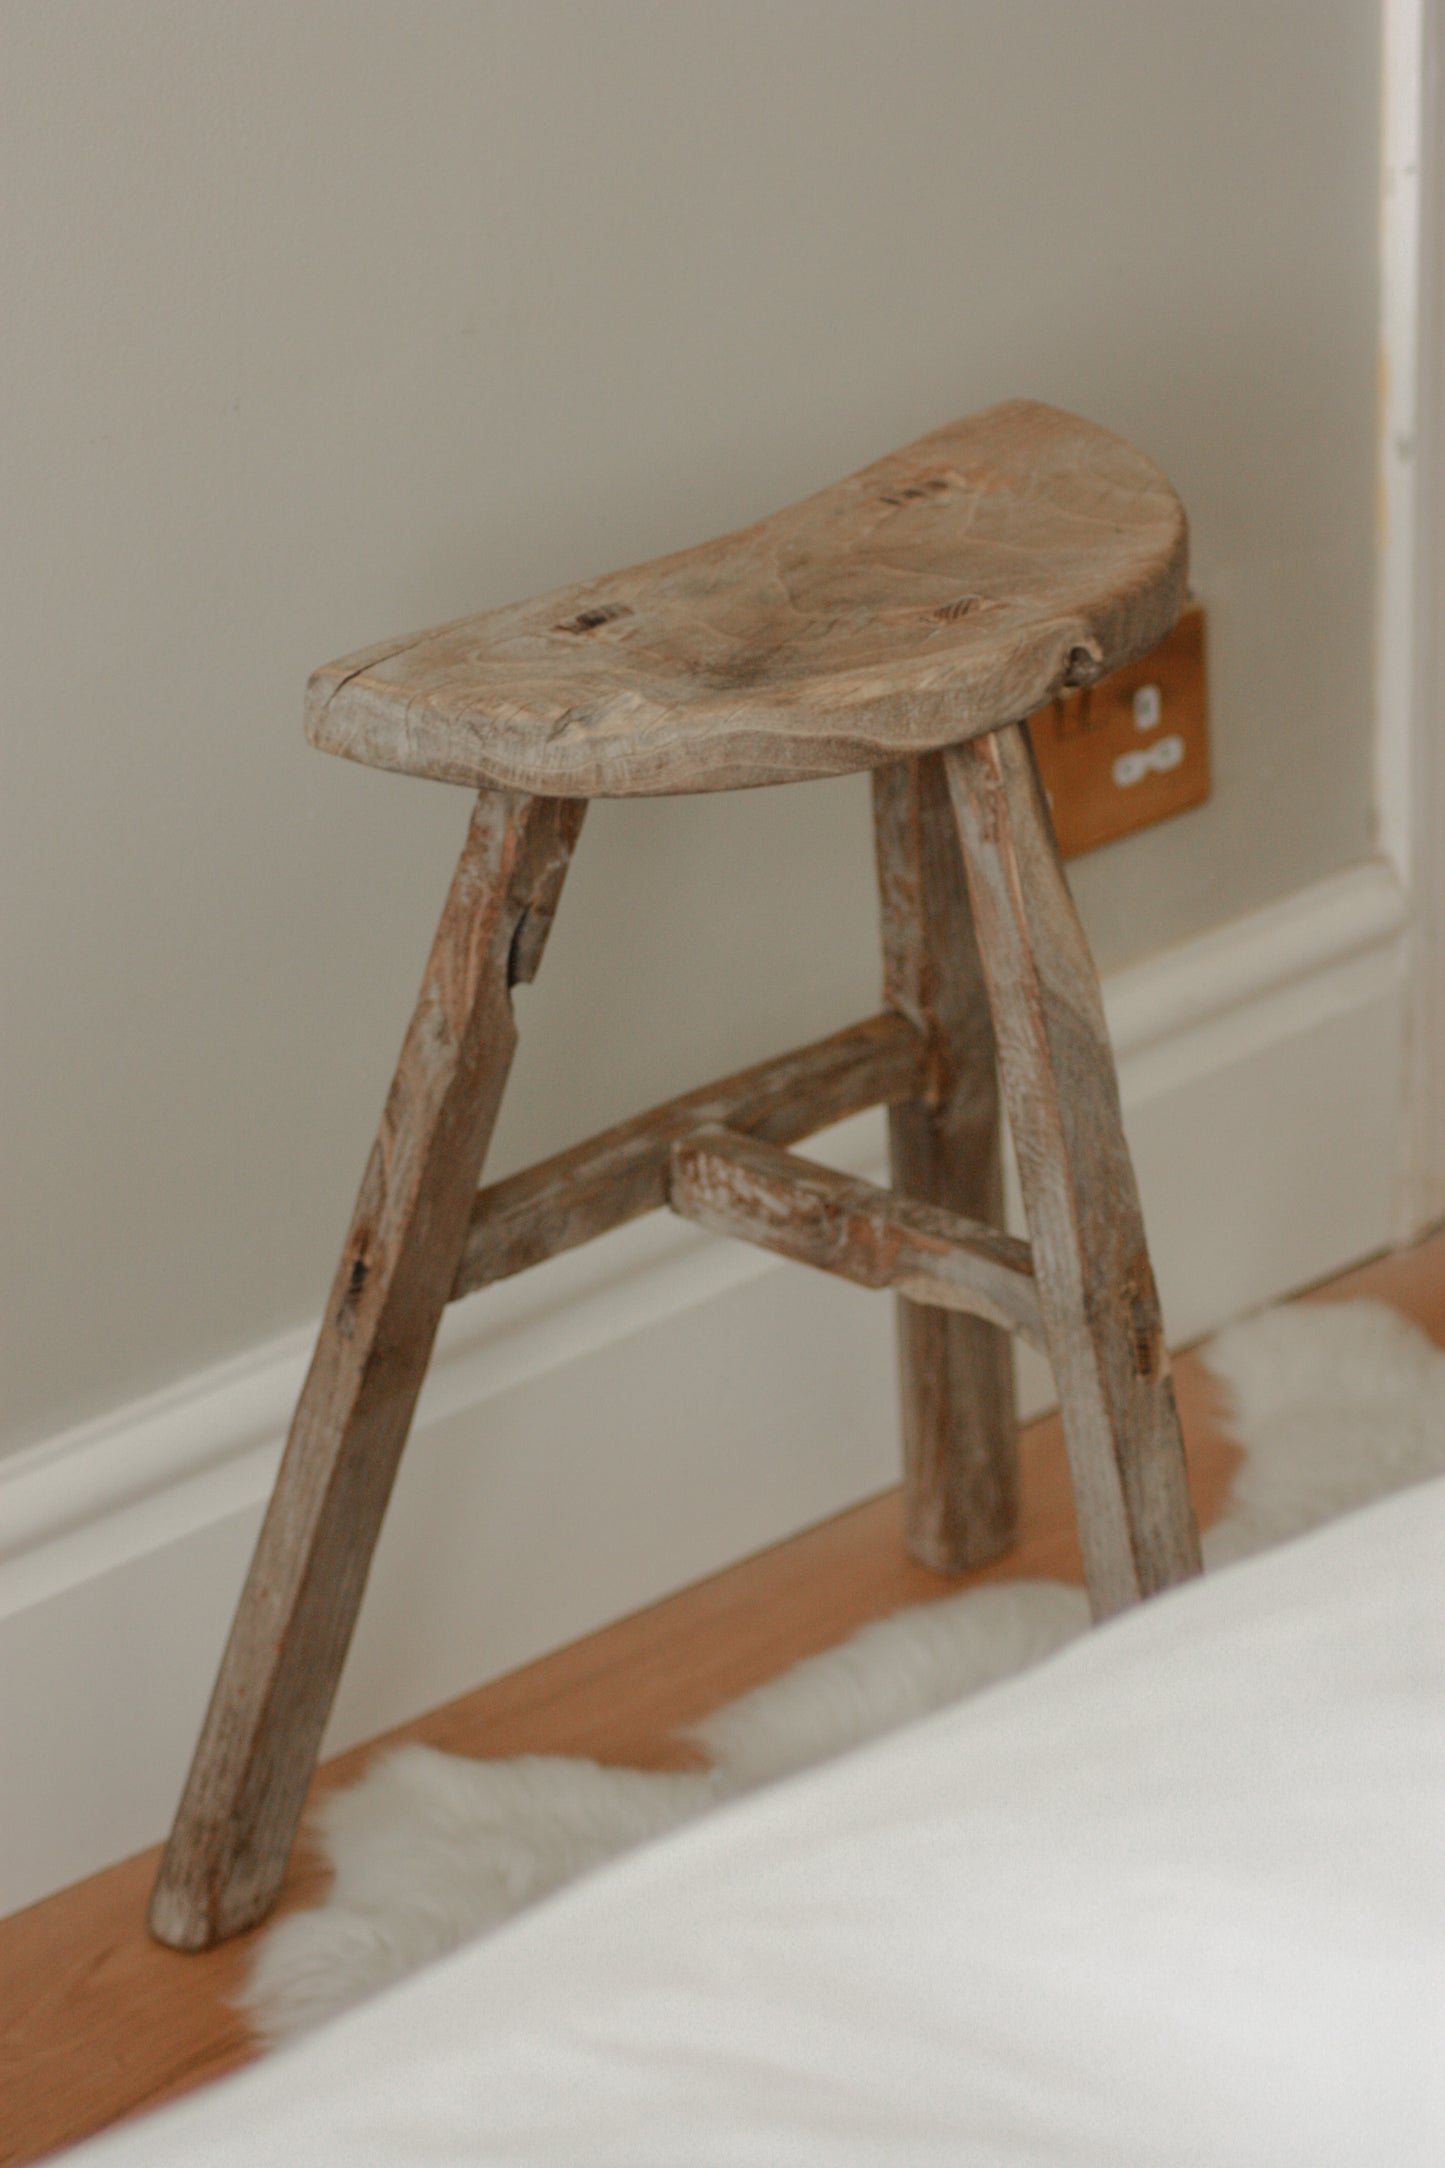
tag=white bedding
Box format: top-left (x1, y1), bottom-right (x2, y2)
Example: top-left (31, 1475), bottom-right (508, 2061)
top-left (73, 1476), bottom-right (1445, 2165)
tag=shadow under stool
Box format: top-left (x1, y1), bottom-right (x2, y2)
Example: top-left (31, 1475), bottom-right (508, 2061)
top-left (149, 398), bottom-right (1203, 1952)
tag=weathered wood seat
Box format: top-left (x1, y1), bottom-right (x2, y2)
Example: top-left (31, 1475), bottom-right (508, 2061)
top-left (150, 401), bottom-right (1202, 1955)
top-left (307, 401), bottom-right (1187, 797)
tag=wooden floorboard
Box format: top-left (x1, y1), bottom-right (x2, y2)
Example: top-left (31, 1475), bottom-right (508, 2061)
top-left (4, 1225), bottom-right (1444, 2165)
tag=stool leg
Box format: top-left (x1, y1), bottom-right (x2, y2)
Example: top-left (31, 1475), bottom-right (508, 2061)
top-left (873, 754), bottom-right (1018, 1571)
top-left (149, 789), bottom-right (584, 1950)
top-left (944, 725), bottom-right (1200, 1619)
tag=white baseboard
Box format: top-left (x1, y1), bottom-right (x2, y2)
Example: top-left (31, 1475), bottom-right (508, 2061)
top-left (0, 860), bottom-right (1409, 1918)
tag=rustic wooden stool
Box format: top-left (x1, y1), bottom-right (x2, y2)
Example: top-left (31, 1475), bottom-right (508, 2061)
top-left (150, 399), bottom-right (1202, 1951)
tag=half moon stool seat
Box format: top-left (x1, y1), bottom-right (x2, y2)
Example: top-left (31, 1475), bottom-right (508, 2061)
top-left (149, 398), bottom-right (1204, 1952)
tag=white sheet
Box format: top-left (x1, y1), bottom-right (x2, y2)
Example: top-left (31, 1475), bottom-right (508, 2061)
top-left (71, 1476), bottom-right (1445, 2165)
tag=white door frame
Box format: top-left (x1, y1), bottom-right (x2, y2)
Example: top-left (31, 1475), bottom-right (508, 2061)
top-left (1379, 0), bottom-right (1445, 1233)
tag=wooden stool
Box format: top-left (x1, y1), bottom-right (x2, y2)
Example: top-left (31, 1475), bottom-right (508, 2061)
top-left (150, 399), bottom-right (1202, 1951)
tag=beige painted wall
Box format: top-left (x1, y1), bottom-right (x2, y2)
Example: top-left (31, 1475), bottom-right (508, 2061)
top-left (2, 1), bottom-right (1380, 1456)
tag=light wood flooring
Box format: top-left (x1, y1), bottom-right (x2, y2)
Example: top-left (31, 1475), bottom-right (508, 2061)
top-left (5, 1227), bottom-right (1444, 2166)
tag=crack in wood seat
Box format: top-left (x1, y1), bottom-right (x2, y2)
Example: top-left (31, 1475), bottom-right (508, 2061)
top-left (307, 401), bottom-right (1187, 798)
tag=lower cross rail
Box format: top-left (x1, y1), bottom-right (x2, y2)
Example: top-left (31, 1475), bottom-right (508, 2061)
top-left (668, 1126), bottom-right (1043, 1347)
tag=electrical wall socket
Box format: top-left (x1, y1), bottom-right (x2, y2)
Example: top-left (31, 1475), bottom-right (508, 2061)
top-left (1026, 603), bottom-right (1210, 860)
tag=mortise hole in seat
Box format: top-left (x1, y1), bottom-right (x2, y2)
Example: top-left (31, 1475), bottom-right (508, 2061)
top-left (875, 468), bottom-right (963, 506)
top-left (553, 603), bottom-right (634, 637)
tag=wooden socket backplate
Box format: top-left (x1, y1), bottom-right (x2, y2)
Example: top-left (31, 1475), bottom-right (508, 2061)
top-left (1026, 603), bottom-right (1209, 860)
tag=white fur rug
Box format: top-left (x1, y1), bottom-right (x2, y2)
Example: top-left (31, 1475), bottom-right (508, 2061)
top-left (241, 1297), bottom-right (1445, 2045)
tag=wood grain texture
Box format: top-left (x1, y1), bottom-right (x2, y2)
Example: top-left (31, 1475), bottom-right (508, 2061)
top-left (149, 791), bottom-right (585, 1952)
top-left (306, 402), bottom-right (1188, 798)
top-left (451, 1012), bottom-right (926, 1297)
top-left (873, 754), bottom-right (1019, 1570)
top-left (668, 1127), bottom-right (1042, 1342)
top-left (946, 724), bottom-right (1201, 1618)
